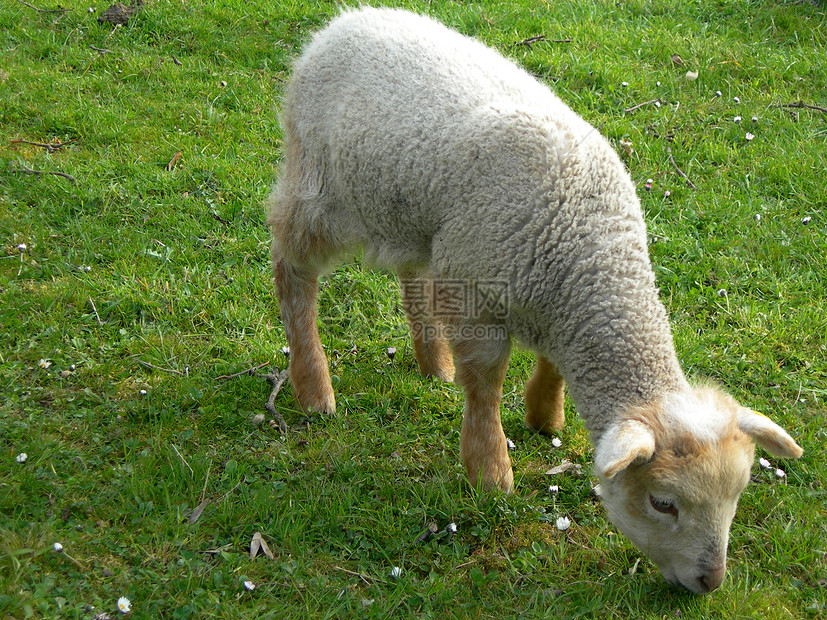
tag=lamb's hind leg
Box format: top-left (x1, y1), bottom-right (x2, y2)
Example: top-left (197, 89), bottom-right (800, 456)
top-left (452, 325), bottom-right (513, 492)
top-left (273, 258), bottom-right (336, 414)
top-left (400, 274), bottom-right (455, 382)
top-left (524, 355), bottom-right (565, 434)
top-left (267, 124), bottom-right (336, 415)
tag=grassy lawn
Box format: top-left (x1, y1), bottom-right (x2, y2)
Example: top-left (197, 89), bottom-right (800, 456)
top-left (1, 0), bottom-right (825, 617)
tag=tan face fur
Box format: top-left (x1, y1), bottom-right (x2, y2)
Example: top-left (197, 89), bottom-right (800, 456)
top-left (595, 386), bottom-right (803, 593)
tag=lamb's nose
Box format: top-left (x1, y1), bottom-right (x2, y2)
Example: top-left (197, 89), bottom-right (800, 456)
top-left (698, 565), bottom-right (726, 592)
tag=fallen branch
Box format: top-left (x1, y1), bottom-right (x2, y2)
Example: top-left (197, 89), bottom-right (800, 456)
top-left (90, 46), bottom-right (114, 54)
top-left (214, 362), bottom-right (269, 381)
top-left (15, 0), bottom-right (69, 13)
top-left (512, 34), bottom-right (571, 49)
top-left (10, 138), bottom-right (76, 153)
top-left (773, 100), bottom-right (827, 115)
top-left (215, 364), bottom-right (289, 430)
top-left (666, 146), bottom-right (697, 190)
top-left (13, 163), bottom-right (75, 183)
top-left (514, 35), bottom-right (546, 49)
top-left (255, 368), bottom-right (290, 433)
top-left (624, 99), bottom-right (661, 114)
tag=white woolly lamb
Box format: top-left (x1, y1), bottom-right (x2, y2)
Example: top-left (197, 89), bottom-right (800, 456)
top-left (266, 7), bottom-right (803, 593)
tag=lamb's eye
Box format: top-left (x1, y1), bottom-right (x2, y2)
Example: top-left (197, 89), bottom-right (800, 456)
top-left (649, 495), bottom-right (678, 517)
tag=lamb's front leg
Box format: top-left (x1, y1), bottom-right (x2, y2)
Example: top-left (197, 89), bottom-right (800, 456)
top-left (452, 329), bottom-right (513, 492)
top-left (524, 355), bottom-right (565, 434)
top-left (273, 258), bottom-right (336, 414)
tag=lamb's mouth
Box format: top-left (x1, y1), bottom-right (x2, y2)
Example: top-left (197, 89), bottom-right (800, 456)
top-left (661, 569), bottom-right (717, 595)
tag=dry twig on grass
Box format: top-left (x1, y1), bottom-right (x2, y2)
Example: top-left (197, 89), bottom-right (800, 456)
top-left (773, 100), bottom-right (827, 115)
top-left (256, 368), bottom-right (290, 433)
top-left (666, 146), bottom-right (697, 190)
top-left (13, 163), bottom-right (75, 183)
top-left (10, 138), bottom-right (76, 153)
top-left (15, 0), bottom-right (70, 13)
top-left (214, 364), bottom-right (290, 430)
top-left (514, 35), bottom-right (546, 49)
top-left (512, 34), bottom-right (572, 49)
top-left (623, 99), bottom-right (661, 114)
top-left (214, 362), bottom-right (269, 381)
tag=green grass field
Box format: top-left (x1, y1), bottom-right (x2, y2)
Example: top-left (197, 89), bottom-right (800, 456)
top-left (1, 0), bottom-right (825, 617)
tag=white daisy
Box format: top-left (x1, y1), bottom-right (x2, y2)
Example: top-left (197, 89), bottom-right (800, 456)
top-left (117, 596), bottom-right (131, 614)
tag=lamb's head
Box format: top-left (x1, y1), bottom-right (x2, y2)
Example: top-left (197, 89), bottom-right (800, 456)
top-left (594, 386), bottom-right (803, 594)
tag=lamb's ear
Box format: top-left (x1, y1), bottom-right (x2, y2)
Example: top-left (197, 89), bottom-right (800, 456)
top-left (738, 409), bottom-right (804, 458)
top-left (595, 420), bottom-right (656, 479)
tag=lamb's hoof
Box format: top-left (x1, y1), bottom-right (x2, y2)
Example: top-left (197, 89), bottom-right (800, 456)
top-left (524, 408), bottom-right (564, 436)
top-left (483, 468), bottom-right (514, 493)
top-left (468, 464), bottom-right (514, 493)
top-left (496, 469), bottom-right (515, 493)
top-left (298, 389), bottom-right (336, 415)
top-left (525, 417), bottom-right (563, 437)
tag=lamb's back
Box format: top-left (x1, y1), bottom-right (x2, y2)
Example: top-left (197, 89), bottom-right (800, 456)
top-left (286, 8), bottom-right (610, 267)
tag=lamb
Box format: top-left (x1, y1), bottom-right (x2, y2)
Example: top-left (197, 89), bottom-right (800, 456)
top-left (266, 7), bottom-right (803, 594)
